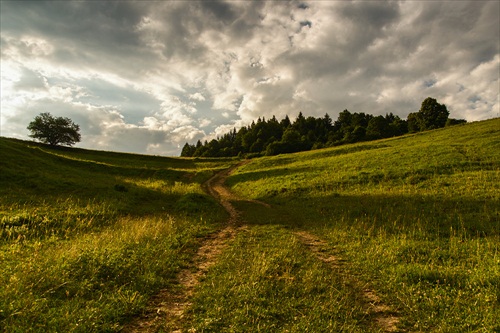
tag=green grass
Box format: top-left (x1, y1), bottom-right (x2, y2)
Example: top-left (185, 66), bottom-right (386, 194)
top-left (1, 119), bottom-right (499, 332)
top-left (217, 119), bottom-right (499, 332)
top-left (184, 223), bottom-right (369, 333)
top-left (0, 138), bottom-right (236, 332)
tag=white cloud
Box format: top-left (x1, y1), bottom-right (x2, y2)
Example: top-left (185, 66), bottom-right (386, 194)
top-left (189, 92), bottom-right (206, 102)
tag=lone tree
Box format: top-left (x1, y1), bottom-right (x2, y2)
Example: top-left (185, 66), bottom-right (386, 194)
top-left (408, 97), bottom-right (449, 132)
top-left (27, 112), bottom-right (81, 147)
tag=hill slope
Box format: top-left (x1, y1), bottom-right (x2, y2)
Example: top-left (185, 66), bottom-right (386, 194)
top-left (0, 138), bottom-right (234, 332)
top-left (1, 118), bottom-right (498, 332)
top-left (211, 118), bottom-right (499, 332)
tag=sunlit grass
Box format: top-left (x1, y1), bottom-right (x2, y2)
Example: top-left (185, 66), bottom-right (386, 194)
top-left (184, 224), bottom-right (369, 333)
top-left (0, 198), bottom-right (117, 241)
top-left (1, 119), bottom-right (498, 332)
top-left (225, 119), bottom-right (500, 332)
top-left (1, 214), bottom-right (216, 332)
top-left (0, 137), bottom-right (234, 332)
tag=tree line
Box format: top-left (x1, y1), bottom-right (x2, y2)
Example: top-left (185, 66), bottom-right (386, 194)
top-left (181, 97), bottom-right (466, 158)
top-left (24, 97), bottom-right (465, 153)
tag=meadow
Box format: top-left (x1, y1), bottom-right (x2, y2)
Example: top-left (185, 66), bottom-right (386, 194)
top-left (1, 118), bottom-right (499, 332)
top-left (0, 138), bottom-right (235, 332)
top-left (207, 118), bottom-right (498, 332)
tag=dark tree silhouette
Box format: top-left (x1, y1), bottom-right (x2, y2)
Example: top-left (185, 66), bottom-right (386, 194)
top-left (27, 112), bottom-right (81, 147)
top-left (180, 97), bottom-right (456, 158)
top-left (408, 97), bottom-right (449, 132)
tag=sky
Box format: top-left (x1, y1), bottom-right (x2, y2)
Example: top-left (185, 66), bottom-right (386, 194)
top-left (1, 1), bottom-right (499, 156)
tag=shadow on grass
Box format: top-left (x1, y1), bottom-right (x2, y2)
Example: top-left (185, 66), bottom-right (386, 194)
top-left (231, 193), bottom-right (499, 238)
top-left (1, 183), bottom-right (223, 242)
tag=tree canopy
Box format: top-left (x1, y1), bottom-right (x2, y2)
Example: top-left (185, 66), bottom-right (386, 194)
top-left (27, 112), bottom-right (81, 147)
top-left (181, 111), bottom-right (405, 158)
top-left (181, 97), bottom-right (462, 158)
top-left (407, 97), bottom-right (450, 132)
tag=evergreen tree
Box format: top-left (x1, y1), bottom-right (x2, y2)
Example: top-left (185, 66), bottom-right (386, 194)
top-left (280, 115), bottom-right (291, 128)
top-left (181, 143), bottom-right (196, 157)
top-left (179, 100), bottom-right (454, 158)
top-left (366, 116), bottom-right (389, 140)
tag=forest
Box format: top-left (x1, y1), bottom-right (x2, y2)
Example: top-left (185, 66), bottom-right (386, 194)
top-left (181, 97), bottom-right (466, 158)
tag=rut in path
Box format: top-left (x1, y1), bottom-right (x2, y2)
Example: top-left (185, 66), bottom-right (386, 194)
top-left (294, 231), bottom-right (402, 333)
top-left (121, 163), bottom-right (246, 333)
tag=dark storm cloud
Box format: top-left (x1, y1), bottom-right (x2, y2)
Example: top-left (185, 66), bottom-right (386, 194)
top-left (2, 1), bottom-right (145, 52)
top-left (274, 2), bottom-right (401, 80)
top-left (200, 0), bottom-right (238, 24)
top-left (397, 1), bottom-right (498, 67)
top-left (0, 1), bottom-right (158, 82)
top-left (2, 1), bottom-right (144, 39)
top-left (339, 1), bottom-right (400, 28)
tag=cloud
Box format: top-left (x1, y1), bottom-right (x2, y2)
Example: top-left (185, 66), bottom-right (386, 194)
top-left (1, 0), bottom-right (498, 155)
top-left (189, 93), bottom-right (206, 102)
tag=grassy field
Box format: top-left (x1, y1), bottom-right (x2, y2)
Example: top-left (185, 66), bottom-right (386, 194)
top-left (208, 118), bottom-right (498, 332)
top-left (0, 138), bottom-right (235, 332)
top-left (1, 118), bottom-right (499, 332)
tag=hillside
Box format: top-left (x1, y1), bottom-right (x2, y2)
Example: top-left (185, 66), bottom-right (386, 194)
top-left (230, 118), bottom-right (500, 220)
top-left (0, 138), bottom-right (235, 332)
top-left (218, 118), bottom-right (500, 332)
top-left (1, 118), bottom-right (499, 332)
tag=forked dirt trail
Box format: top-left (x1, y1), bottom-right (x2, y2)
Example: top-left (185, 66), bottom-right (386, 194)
top-left (121, 162), bottom-right (246, 333)
top-left (123, 161), bottom-right (401, 333)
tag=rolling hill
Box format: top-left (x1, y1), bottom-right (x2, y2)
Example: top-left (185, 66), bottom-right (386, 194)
top-left (1, 118), bottom-right (499, 332)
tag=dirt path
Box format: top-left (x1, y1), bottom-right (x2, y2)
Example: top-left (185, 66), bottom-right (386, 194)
top-left (294, 231), bottom-right (401, 332)
top-left (121, 162), bottom-right (246, 333)
top-left (123, 161), bottom-right (401, 332)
